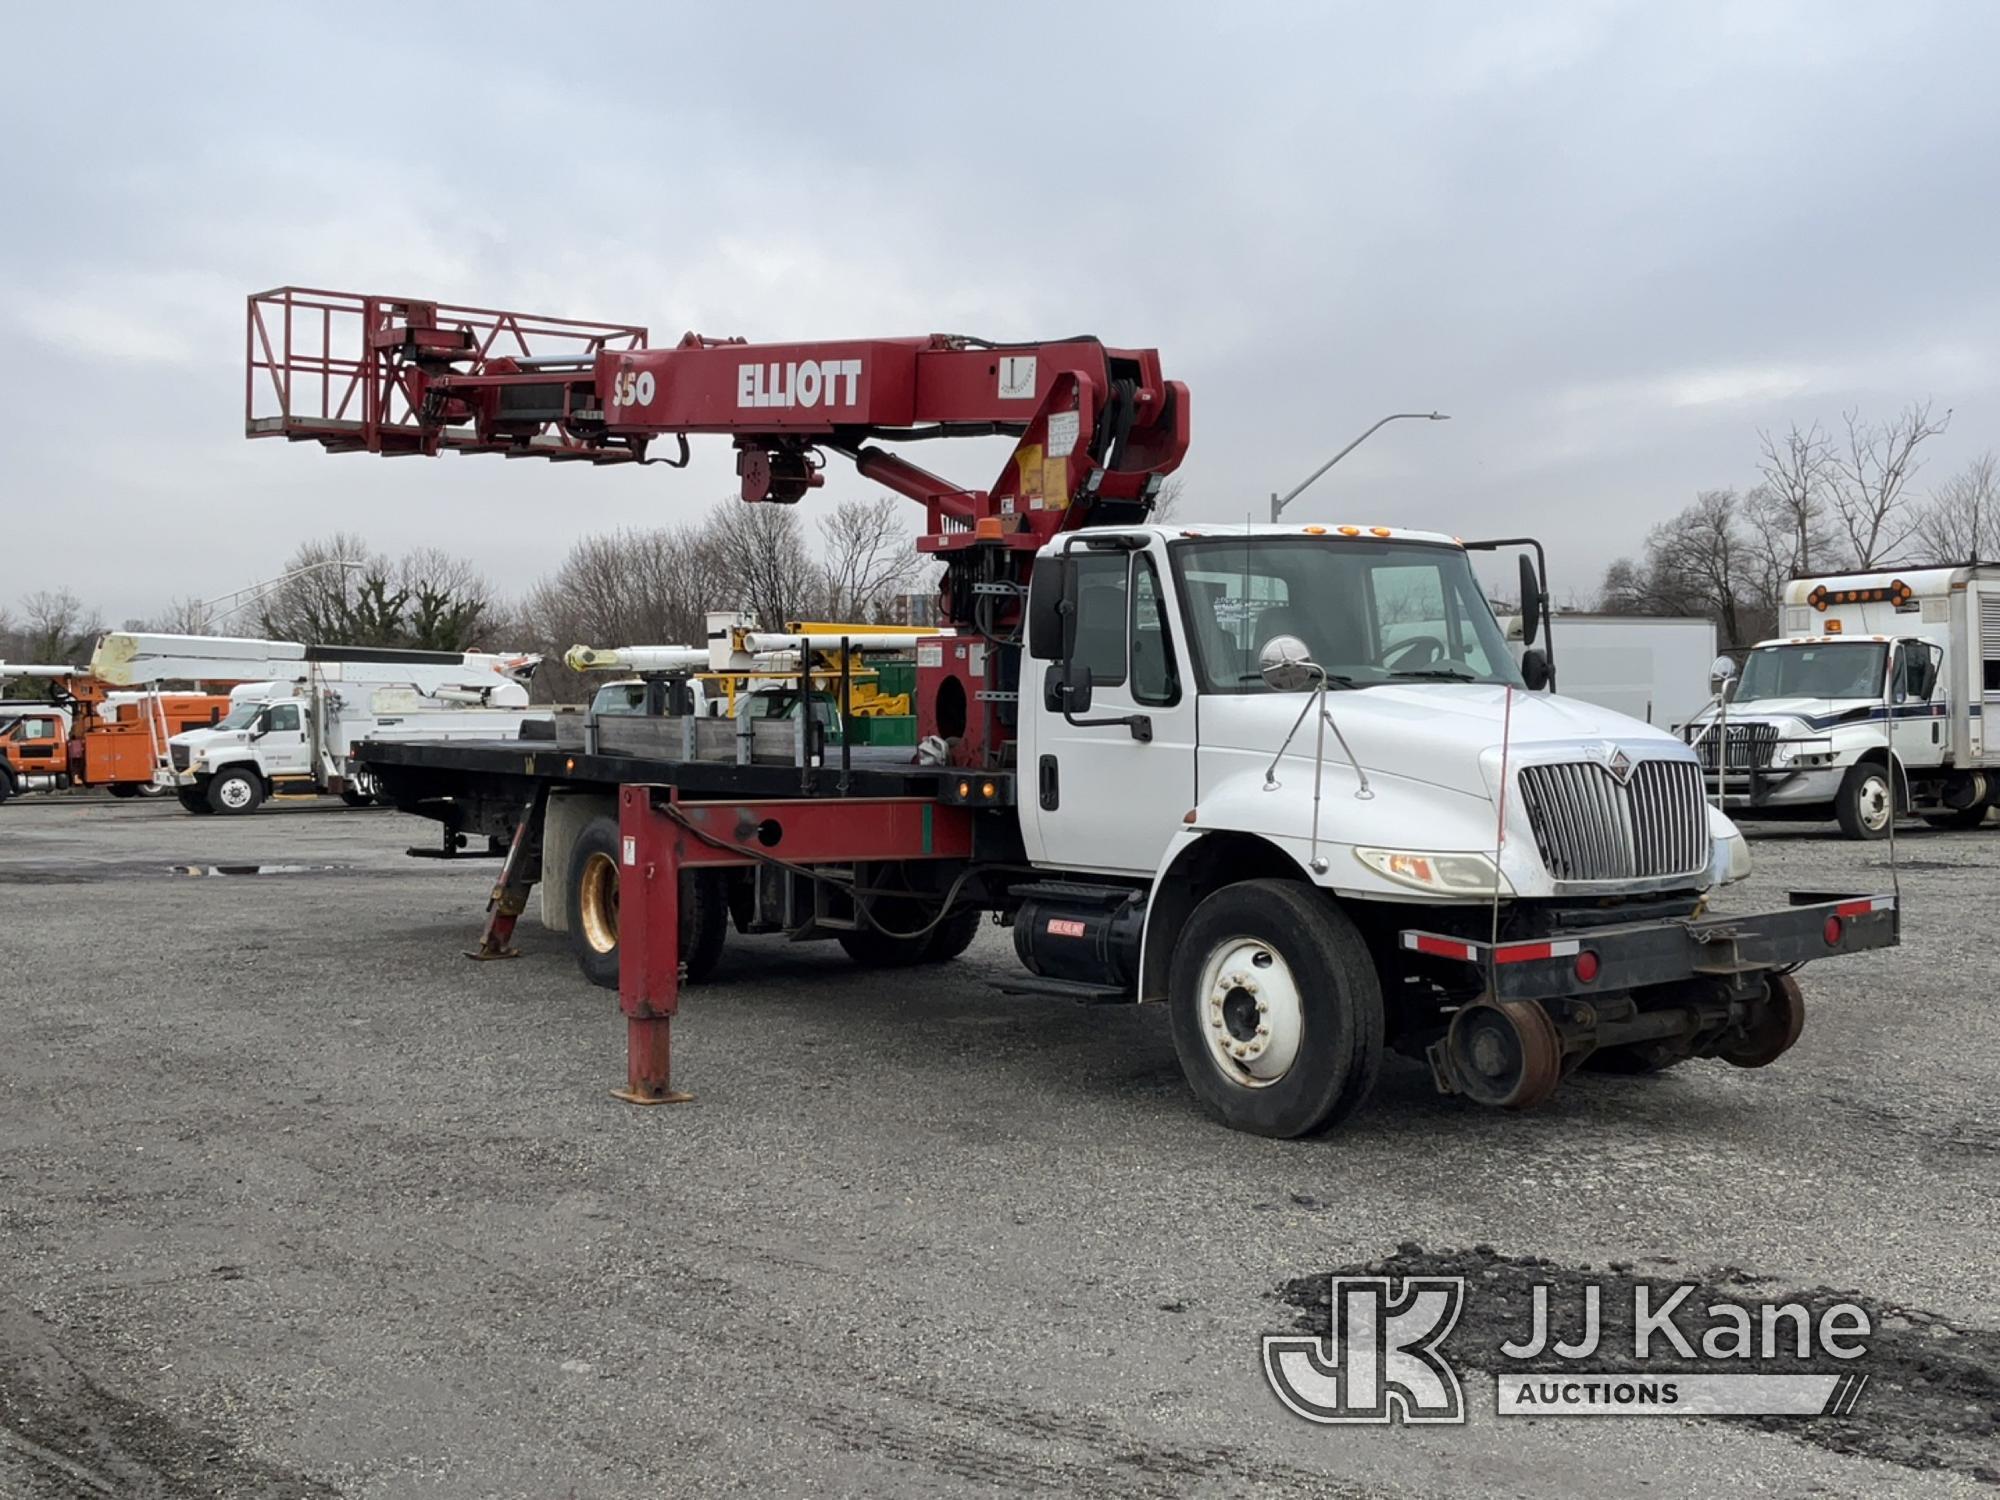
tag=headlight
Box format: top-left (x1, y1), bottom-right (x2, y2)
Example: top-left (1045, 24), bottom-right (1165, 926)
top-left (1772, 738), bottom-right (1834, 767)
top-left (1354, 847), bottom-right (1513, 896)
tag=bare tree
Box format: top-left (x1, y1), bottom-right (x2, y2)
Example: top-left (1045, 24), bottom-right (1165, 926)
top-left (1911, 451), bottom-right (2000, 564)
top-left (1150, 476), bottom-right (1187, 523)
top-left (708, 499), bottom-right (820, 629)
top-left (1596, 491), bottom-right (1766, 646)
top-left (254, 534), bottom-right (497, 649)
top-left (817, 497), bottom-right (919, 621)
top-left (16, 588), bottom-right (104, 666)
top-left (1746, 421), bottom-right (1840, 581)
top-left (1828, 401), bottom-right (1951, 567)
top-left (255, 533), bottom-right (381, 643)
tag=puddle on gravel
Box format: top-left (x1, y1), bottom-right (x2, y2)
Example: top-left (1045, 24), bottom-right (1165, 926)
top-left (1275, 1243), bottom-right (2000, 1482)
top-left (166, 864), bottom-right (343, 877)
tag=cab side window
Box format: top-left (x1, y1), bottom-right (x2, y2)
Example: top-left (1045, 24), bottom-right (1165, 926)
top-left (1130, 557), bottom-right (1180, 705)
top-left (1071, 552), bottom-right (1130, 688)
top-left (265, 703), bottom-right (302, 733)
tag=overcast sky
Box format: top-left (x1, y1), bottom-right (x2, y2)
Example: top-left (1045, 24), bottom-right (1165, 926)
top-left (5, 1), bottom-right (1998, 629)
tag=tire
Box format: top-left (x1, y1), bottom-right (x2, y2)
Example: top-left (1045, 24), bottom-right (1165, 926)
top-left (339, 788), bottom-right (375, 808)
top-left (837, 893), bottom-right (959, 968)
top-left (1833, 762), bottom-right (1894, 841)
top-left (923, 906), bottom-right (985, 963)
top-left (0, 770), bottom-right (13, 806)
top-left (206, 767), bottom-right (264, 816)
top-left (1166, 878), bottom-right (1384, 1138)
top-left (176, 786), bottom-right (213, 815)
top-left (106, 783), bottom-right (142, 800)
top-left (564, 815), bottom-right (727, 990)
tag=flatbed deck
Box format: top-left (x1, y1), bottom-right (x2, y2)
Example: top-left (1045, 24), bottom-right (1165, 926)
top-left (359, 735), bottom-right (957, 842)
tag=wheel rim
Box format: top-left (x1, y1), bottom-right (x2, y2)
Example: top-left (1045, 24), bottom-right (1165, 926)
top-left (578, 851), bottom-right (620, 954)
top-left (1196, 936), bottom-right (1304, 1088)
top-left (1855, 773), bottom-right (1892, 832)
top-left (218, 777), bottom-right (253, 810)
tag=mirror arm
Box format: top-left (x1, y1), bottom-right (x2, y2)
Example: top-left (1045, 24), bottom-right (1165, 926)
top-left (1064, 704), bottom-right (1153, 742)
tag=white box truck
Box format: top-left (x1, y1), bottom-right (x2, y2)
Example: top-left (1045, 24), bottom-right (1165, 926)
top-left (1679, 565), bottom-right (2000, 838)
top-left (164, 645), bottom-right (547, 815)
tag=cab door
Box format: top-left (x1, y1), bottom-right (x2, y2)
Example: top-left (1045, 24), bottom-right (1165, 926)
top-left (254, 701), bottom-right (314, 779)
top-left (1024, 543), bottom-right (1199, 875)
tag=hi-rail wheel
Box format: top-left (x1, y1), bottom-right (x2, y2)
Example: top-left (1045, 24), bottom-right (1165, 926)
top-left (1717, 972), bottom-right (1805, 1069)
top-left (1444, 997), bottom-right (1565, 1109)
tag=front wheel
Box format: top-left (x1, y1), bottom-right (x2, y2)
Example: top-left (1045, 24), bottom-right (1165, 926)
top-left (1833, 762), bottom-right (1894, 841)
top-left (206, 768), bottom-right (264, 816)
top-left (1166, 879), bottom-right (1383, 1138)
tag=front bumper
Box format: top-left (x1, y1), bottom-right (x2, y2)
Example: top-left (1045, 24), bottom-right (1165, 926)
top-left (1399, 892), bottom-right (1897, 1002)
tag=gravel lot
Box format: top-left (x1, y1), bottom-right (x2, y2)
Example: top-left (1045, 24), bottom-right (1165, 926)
top-left (1, 795), bottom-right (1995, 1498)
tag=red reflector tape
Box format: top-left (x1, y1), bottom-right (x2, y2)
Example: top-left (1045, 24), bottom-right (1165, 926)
top-left (1494, 939), bottom-right (1580, 965)
top-left (1834, 897), bottom-right (1891, 917)
top-left (1404, 933), bottom-right (1476, 961)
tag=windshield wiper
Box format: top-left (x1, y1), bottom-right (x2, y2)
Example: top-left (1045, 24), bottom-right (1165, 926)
top-left (1383, 667), bottom-right (1480, 682)
top-left (1236, 671), bottom-right (1358, 689)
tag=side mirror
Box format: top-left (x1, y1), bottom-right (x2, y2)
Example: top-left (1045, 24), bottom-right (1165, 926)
top-left (1259, 634), bottom-right (1318, 692)
top-left (1032, 556), bottom-right (1080, 660)
top-left (1520, 648), bottom-right (1551, 691)
top-left (1710, 655), bottom-right (1738, 701)
top-left (1517, 554), bottom-right (1542, 647)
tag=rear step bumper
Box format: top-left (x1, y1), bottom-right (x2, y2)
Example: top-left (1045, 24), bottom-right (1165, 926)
top-left (1399, 891), bottom-right (1898, 1001)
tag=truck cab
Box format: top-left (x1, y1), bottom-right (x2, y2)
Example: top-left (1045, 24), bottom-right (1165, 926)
top-left (1681, 566), bottom-right (2000, 838)
top-left (0, 707), bottom-right (74, 801)
top-left (979, 523), bottom-right (1888, 1135)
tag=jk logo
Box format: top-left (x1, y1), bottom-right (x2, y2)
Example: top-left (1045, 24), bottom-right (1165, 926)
top-left (1263, 1276), bottom-right (1466, 1424)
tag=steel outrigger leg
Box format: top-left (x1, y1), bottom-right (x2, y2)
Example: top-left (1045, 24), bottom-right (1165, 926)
top-left (612, 785), bottom-right (693, 1105)
top-left (466, 786), bottom-right (550, 960)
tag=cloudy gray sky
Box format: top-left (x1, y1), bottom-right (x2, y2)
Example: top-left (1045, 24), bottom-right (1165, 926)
top-left (5, 1), bottom-right (1997, 627)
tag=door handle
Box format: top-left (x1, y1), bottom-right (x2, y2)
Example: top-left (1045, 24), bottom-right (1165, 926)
top-left (1038, 755), bottom-right (1059, 811)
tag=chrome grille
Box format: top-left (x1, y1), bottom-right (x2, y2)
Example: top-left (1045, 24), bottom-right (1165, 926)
top-left (1518, 759), bottom-right (1710, 882)
top-left (170, 743), bottom-right (191, 772)
top-left (1690, 721), bottom-right (1778, 772)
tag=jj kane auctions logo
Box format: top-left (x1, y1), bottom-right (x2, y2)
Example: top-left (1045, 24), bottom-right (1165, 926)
top-left (1265, 1276), bottom-right (1872, 1423)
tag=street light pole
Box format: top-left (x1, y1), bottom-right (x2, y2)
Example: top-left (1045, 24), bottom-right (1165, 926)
top-left (1269, 411), bottom-right (1450, 523)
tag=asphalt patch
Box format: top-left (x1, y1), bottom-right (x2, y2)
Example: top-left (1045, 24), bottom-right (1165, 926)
top-left (1276, 1243), bottom-right (2000, 1483)
top-left (0, 1304), bottom-right (334, 1497)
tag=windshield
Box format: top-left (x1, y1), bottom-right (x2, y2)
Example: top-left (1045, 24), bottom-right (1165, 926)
top-left (214, 703), bottom-right (263, 730)
top-left (1167, 537), bottom-right (1523, 692)
top-left (591, 682), bottom-right (649, 717)
top-left (1736, 643), bottom-right (1886, 703)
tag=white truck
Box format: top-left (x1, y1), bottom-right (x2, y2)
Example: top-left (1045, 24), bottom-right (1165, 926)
top-left (1502, 613), bottom-right (1718, 728)
top-left (165, 646), bottom-right (546, 815)
top-left (1680, 565), bottom-right (2000, 838)
top-left (362, 526), bottom-right (1901, 1136)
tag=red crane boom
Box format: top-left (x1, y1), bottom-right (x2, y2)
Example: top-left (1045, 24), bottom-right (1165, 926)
top-left (243, 285), bottom-right (1190, 765)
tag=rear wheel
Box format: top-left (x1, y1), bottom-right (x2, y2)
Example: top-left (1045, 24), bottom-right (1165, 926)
top-left (1834, 762), bottom-right (1894, 841)
top-left (206, 768), bottom-right (264, 816)
top-left (106, 783), bottom-right (142, 800)
top-left (838, 896), bottom-right (981, 968)
top-left (339, 788), bottom-right (375, 808)
top-left (1166, 879), bottom-right (1383, 1138)
top-left (565, 815), bottom-right (726, 990)
top-left (0, 770), bottom-right (13, 805)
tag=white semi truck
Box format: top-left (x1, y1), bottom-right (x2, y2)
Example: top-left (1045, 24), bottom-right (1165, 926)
top-left (1681, 565), bottom-right (2000, 838)
top-left (164, 646), bottom-right (546, 815)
